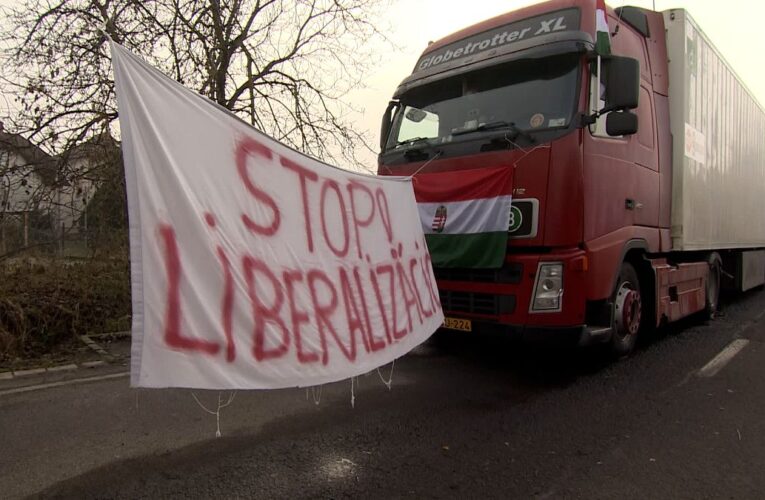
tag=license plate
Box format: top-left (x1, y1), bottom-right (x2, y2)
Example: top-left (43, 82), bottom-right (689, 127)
top-left (443, 317), bottom-right (472, 332)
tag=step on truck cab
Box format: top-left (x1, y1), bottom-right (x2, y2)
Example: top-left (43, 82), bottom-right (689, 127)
top-left (378, 0), bottom-right (765, 355)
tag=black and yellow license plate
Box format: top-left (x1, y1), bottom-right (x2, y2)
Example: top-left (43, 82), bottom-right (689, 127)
top-left (443, 317), bottom-right (472, 332)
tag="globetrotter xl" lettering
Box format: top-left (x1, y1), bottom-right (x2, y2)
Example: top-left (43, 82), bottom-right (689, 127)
top-left (415, 8), bottom-right (581, 73)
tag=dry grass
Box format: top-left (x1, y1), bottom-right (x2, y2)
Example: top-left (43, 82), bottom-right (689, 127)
top-left (0, 258), bottom-right (131, 364)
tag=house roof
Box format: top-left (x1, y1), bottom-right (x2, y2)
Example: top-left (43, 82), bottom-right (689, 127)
top-left (0, 126), bottom-right (120, 187)
top-left (65, 131), bottom-right (120, 161)
top-left (0, 127), bottom-right (57, 185)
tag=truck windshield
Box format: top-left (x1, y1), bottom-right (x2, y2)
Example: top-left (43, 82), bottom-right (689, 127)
top-left (385, 53), bottom-right (580, 151)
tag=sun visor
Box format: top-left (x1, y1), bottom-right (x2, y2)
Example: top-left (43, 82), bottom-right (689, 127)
top-left (394, 35), bottom-right (592, 99)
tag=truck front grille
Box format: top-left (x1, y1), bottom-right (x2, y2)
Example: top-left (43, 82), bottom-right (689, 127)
top-left (439, 290), bottom-right (516, 316)
top-left (433, 263), bottom-right (523, 284)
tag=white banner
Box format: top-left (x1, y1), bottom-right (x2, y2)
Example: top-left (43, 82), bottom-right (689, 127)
top-left (111, 42), bottom-right (443, 389)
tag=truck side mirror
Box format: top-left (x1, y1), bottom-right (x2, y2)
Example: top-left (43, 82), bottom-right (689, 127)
top-left (380, 101), bottom-right (399, 151)
top-left (606, 111), bottom-right (638, 136)
top-left (603, 56), bottom-right (640, 111)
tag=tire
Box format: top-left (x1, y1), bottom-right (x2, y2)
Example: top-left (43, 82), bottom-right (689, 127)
top-left (610, 262), bottom-right (643, 357)
top-left (704, 253), bottom-right (722, 320)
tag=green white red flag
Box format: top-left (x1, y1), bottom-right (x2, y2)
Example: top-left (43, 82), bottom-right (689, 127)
top-left (413, 166), bottom-right (513, 268)
top-left (596, 0), bottom-right (611, 56)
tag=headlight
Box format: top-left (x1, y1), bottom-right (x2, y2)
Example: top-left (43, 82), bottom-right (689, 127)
top-left (531, 262), bottom-right (564, 312)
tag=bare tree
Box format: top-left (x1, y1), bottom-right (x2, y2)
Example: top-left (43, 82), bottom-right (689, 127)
top-left (0, 0), bottom-right (390, 169)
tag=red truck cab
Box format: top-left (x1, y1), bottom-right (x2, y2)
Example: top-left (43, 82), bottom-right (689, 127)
top-left (377, 0), bottom-right (704, 355)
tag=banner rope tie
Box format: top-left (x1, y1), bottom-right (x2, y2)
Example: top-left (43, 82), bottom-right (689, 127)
top-left (377, 359), bottom-right (395, 390)
top-left (408, 150), bottom-right (443, 180)
top-left (351, 376), bottom-right (356, 408)
top-left (311, 385), bottom-right (323, 405)
top-left (503, 135), bottom-right (549, 169)
top-left (191, 390), bottom-right (237, 438)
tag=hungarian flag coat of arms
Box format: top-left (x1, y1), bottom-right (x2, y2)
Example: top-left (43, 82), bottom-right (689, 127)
top-left (413, 166), bottom-right (513, 268)
top-left (432, 206), bottom-right (448, 233)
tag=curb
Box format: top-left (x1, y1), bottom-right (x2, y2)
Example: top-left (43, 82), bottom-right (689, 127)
top-left (1, 334), bottom-right (126, 381)
top-left (0, 363), bottom-right (80, 380)
top-left (0, 371), bottom-right (130, 397)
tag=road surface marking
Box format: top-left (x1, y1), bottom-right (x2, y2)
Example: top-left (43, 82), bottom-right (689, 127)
top-left (697, 339), bottom-right (750, 378)
top-left (0, 372), bottom-right (129, 397)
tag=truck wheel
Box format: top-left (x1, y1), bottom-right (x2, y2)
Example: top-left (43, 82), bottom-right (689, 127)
top-left (705, 253), bottom-right (722, 319)
top-left (610, 262), bottom-right (642, 357)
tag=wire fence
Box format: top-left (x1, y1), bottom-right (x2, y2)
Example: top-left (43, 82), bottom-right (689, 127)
top-left (0, 211), bottom-right (127, 262)
top-left (1, 140), bottom-right (131, 363)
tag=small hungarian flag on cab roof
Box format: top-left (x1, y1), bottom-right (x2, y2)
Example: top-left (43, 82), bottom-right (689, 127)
top-left (596, 0), bottom-right (611, 55)
top-left (413, 166), bottom-right (513, 269)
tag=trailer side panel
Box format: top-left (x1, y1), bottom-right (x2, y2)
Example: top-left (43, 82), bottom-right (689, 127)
top-left (664, 9), bottom-right (765, 251)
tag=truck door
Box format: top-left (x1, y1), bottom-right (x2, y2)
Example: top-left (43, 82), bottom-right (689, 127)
top-left (582, 17), bottom-right (659, 241)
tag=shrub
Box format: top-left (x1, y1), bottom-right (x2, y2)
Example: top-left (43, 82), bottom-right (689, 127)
top-left (0, 258), bottom-right (130, 363)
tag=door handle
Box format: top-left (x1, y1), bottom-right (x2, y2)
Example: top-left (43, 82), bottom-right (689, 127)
top-left (625, 199), bottom-right (644, 210)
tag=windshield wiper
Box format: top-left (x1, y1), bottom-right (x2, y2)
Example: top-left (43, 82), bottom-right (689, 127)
top-left (396, 136), bottom-right (432, 147)
top-left (452, 121), bottom-right (509, 135)
top-left (453, 121), bottom-right (535, 143)
top-left (393, 136), bottom-right (438, 162)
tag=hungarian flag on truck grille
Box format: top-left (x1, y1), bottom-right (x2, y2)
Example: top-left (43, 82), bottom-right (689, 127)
top-left (413, 166), bottom-right (513, 268)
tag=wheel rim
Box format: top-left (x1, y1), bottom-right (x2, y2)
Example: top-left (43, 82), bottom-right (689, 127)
top-left (614, 283), bottom-right (641, 338)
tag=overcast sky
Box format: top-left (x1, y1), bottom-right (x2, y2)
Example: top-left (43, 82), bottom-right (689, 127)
top-left (349, 0), bottom-right (765, 165)
top-left (1, 0), bottom-right (763, 167)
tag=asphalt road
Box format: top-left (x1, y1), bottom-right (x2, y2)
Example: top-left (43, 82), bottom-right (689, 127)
top-left (2, 288), bottom-right (765, 499)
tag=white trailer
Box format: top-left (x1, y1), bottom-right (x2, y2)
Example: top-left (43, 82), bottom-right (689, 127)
top-left (664, 9), bottom-right (765, 290)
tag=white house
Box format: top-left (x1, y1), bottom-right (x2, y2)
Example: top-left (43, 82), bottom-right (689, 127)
top-left (0, 123), bottom-right (114, 252)
top-left (0, 122), bottom-right (56, 216)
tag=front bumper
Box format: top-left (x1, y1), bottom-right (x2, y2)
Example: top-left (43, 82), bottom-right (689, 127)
top-left (438, 317), bottom-right (586, 347)
top-left (438, 317), bottom-right (615, 348)
top-left (434, 247), bottom-right (589, 330)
